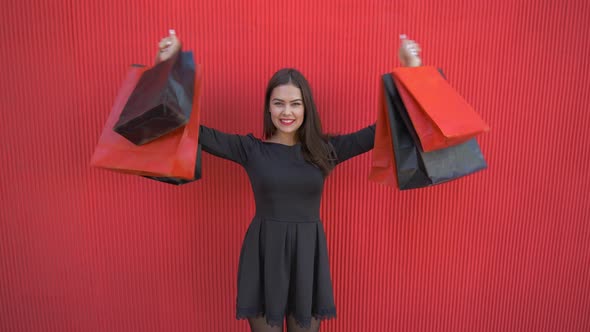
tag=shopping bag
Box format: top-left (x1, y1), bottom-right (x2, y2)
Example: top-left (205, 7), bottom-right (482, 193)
top-left (90, 60), bottom-right (202, 183)
top-left (391, 66), bottom-right (489, 152)
top-left (368, 82), bottom-right (397, 187)
top-left (113, 51), bottom-right (196, 145)
top-left (373, 73), bottom-right (487, 190)
top-left (143, 145), bottom-right (202, 185)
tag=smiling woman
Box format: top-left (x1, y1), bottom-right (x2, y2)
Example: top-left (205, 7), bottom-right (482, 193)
top-left (268, 85), bottom-right (304, 141)
top-left (263, 68), bottom-right (337, 176)
top-left (155, 30), bottom-right (422, 332)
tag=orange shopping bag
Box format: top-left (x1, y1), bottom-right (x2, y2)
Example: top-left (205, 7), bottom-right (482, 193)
top-left (370, 73), bottom-right (487, 190)
top-left (368, 82), bottom-right (398, 187)
top-left (391, 66), bottom-right (489, 152)
top-left (90, 60), bottom-right (202, 180)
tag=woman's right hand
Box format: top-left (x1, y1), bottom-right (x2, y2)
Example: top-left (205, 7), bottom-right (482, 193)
top-left (155, 29), bottom-right (182, 64)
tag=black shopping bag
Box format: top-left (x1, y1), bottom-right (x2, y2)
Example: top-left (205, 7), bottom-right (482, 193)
top-left (382, 73), bottom-right (487, 190)
top-left (114, 51), bottom-right (196, 145)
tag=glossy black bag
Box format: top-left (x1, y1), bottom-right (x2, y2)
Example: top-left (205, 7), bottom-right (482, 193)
top-left (113, 51), bottom-right (196, 145)
top-left (382, 73), bottom-right (487, 190)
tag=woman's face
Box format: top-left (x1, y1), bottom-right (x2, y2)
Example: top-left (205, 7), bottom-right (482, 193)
top-left (269, 84), bottom-right (305, 137)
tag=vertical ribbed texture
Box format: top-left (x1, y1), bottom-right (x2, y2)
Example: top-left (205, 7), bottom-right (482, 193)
top-left (0, 0), bottom-right (589, 331)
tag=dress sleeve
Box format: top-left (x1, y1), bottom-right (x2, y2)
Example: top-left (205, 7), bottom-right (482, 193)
top-left (330, 123), bottom-right (376, 165)
top-left (199, 125), bottom-right (255, 165)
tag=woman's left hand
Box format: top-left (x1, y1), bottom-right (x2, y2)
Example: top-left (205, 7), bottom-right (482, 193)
top-left (155, 29), bottom-right (182, 64)
top-left (398, 35), bottom-right (422, 67)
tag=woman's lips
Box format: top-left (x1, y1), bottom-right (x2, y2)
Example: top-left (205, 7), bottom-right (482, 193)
top-left (280, 119), bottom-right (296, 126)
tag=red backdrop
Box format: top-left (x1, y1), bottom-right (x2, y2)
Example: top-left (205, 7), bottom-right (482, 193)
top-left (1, 0), bottom-right (589, 331)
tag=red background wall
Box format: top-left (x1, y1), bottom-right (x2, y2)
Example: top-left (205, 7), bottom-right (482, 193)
top-left (1, 0), bottom-right (589, 331)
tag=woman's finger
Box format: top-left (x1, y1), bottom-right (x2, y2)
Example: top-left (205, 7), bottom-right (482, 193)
top-left (158, 38), bottom-right (169, 49)
top-left (405, 40), bottom-right (417, 49)
top-left (405, 41), bottom-right (420, 56)
top-left (158, 38), bottom-right (174, 50)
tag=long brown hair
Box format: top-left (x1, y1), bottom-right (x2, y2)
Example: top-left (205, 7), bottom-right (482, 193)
top-left (263, 68), bottom-right (336, 175)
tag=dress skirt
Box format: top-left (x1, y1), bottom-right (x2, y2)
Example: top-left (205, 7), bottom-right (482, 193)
top-left (235, 216), bottom-right (337, 328)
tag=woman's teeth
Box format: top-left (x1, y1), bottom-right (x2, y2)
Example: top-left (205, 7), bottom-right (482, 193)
top-left (280, 119), bottom-right (295, 125)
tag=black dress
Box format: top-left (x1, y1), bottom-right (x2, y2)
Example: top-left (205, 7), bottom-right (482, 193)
top-left (199, 124), bottom-right (376, 328)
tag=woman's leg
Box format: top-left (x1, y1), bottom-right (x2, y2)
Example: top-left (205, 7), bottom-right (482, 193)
top-left (286, 315), bottom-right (320, 332)
top-left (248, 316), bottom-right (283, 332)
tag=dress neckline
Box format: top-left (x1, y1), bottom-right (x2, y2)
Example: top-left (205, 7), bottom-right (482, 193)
top-left (261, 140), bottom-right (300, 147)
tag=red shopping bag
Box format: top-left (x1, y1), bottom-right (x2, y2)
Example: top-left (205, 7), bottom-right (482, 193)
top-left (368, 83), bottom-right (398, 187)
top-left (391, 66), bottom-right (489, 152)
top-left (90, 62), bottom-right (202, 180)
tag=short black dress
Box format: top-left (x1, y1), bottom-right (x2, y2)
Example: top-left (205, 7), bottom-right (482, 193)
top-left (199, 124), bottom-right (376, 328)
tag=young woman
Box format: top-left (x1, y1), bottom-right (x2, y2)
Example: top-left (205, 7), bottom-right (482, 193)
top-left (156, 32), bottom-right (422, 332)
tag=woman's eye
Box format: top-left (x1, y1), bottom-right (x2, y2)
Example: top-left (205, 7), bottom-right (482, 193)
top-left (292, 103), bottom-right (301, 106)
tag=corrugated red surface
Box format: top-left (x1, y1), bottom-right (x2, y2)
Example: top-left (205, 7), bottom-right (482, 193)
top-left (1, 0), bottom-right (589, 331)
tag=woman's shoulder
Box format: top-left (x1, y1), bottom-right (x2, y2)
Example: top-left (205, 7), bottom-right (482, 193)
top-left (244, 133), bottom-right (261, 144)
